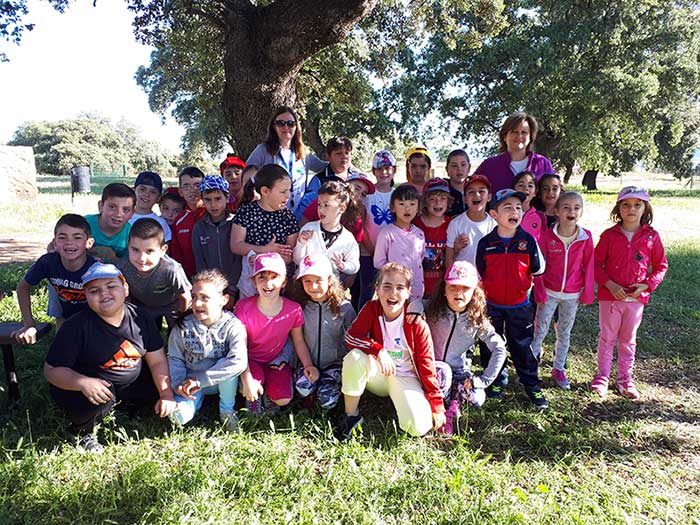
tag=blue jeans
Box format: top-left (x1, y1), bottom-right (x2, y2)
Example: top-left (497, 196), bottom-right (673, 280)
top-left (170, 376), bottom-right (239, 425)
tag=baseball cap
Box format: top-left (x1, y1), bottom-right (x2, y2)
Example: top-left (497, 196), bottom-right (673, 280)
top-left (347, 173), bottom-right (376, 194)
top-left (253, 253), bottom-right (287, 277)
top-left (82, 262), bottom-right (124, 285)
top-left (200, 175), bottom-right (230, 194)
top-left (296, 254), bottom-right (334, 280)
top-left (465, 174), bottom-right (492, 192)
top-left (220, 155), bottom-right (246, 174)
top-left (492, 188), bottom-right (526, 206)
top-left (372, 150), bottom-right (397, 169)
top-left (422, 178), bottom-right (450, 194)
top-left (444, 261), bottom-right (479, 288)
top-left (406, 146), bottom-right (431, 162)
top-left (134, 171), bottom-right (163, 193)
top-left (617, 186), bottom-right (650, 202)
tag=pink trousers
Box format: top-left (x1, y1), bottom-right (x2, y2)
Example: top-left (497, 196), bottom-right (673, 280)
top-left (596, 301), bottom-right (645, 386)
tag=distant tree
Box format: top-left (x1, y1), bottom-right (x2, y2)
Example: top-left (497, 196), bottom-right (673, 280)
top-left (9, 115), bottom-right (176, 175)
top-left (392, 0), bottom-right (700, 182)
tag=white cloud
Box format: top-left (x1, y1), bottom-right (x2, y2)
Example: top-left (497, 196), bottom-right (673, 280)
top-left (0, 0), bottom-right (184, 153)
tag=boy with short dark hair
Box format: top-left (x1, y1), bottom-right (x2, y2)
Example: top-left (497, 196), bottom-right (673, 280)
top-left (170, 166), bottom-right (206, 277)
top-left (295, 136), bottom-right (353, 219)
top-left (192, 175), bottom-right (240, 298)
top-left (129, 171), bottom-right (172, 242)
top-left (159, 189), bottom-right (186, 228)
top-left (85, 183), bottom-right (136, 264)
top-left (475, 189), bottom-right (547, 408)
top-left (118, 218), bottom-right (191, 327)
top-left (12, 214), bottom-right (96, 342)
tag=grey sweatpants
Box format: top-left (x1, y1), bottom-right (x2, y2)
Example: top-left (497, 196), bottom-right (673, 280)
top-left (532, 296), bottom-right (579, 371)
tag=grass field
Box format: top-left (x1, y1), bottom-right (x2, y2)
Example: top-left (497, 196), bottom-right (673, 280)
top-left (0, 174), bottom-right (698, 524)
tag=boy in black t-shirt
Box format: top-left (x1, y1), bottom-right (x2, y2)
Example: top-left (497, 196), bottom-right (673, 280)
top-left (44, 263), bottom-right (177, 453)
top-left (12, 214), bottom-right (96, 343)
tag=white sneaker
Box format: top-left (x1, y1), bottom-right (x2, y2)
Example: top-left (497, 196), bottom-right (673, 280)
top-left (468, 388), bottom-right (486, 407)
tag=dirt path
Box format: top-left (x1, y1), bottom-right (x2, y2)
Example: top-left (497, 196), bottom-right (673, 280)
top-left (0, 237), bottom-right (47, 264)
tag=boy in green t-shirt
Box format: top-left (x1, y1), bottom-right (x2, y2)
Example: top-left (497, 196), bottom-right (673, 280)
top-left (85, 183), bottom-right (136, 264)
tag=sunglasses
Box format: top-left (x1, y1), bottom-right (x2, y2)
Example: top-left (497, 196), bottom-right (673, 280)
top-left (274, 119), bottom-right (296, 128)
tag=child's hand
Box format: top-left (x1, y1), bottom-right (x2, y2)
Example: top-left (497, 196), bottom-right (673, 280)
top-left (11, 325), bottom-right (37, 345)
top-left (605, 280), bottom-right (627, 300)
top-left (454, 234), bottom-right (469, 252)
top-left (176, 378), bottom-right (200, 400)
top-left (330, 252), bottom-right (345, 271)
top-left (405, 313), bottom-right (422, 324)
top-left (303, 365), bottom-right (320, 383)
top-left (297, 231), bottom-right (313, 245)
top-left (241, 375), bottom-right (264, 402)
top-left (462, 376), bottom-right (473, 391)
top-left (433, 411), bottom-right (447, 431)
top-left (265, 235), bottom-right (293, 260)
top-left (627, 283), bottom-right (649, 298)
top-left (376, 350), bottom-right (396, 376)
top-left (78, 377), bottom-right (113, 405)
top-left (155, 397), bottom-right (178, 418)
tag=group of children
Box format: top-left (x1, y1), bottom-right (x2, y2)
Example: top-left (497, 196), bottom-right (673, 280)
top-left (10, 142), bottom-right (668, 451)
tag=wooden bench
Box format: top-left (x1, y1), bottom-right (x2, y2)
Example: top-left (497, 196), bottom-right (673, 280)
top-left (0, 322), bottom-right (53, 403)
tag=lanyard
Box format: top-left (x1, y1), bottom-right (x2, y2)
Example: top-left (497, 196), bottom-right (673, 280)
top-left (281, 149), bottom-right (295, 206)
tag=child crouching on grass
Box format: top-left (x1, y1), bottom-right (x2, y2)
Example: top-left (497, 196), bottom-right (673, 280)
top-left (168, 270), bottom-right (248, 431)
top-left (424, 261), bottom-right (507, 434)
top-left (335, 262), bottom-right (445, 441)
top-left (234, 253), bottom-right (319, 413)
top-left (293, 254), bottom-right (356, 410)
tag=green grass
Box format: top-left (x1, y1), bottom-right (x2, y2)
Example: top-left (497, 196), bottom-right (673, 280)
top-left (0, 197), bottom-right (699, 523)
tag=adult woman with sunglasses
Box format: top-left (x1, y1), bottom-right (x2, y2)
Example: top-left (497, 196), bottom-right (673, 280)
top-left (246, 106), bottom-right (327, 213)
top-left (473, 111), bottom-right (554, 194)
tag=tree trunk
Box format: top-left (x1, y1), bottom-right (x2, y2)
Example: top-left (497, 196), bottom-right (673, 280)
top-left (562, 159), bottom-right (575, 184)
top-left (220, 0), bottom-right (378, 158)
top-left (304, 112), bottom-right (327, 158)
top-left (582, 169), bottom-right (598, 190)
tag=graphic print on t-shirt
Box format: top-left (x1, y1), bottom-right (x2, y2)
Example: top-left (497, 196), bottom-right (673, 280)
top-left (100, 340), bottom-right (142, 370)
top-left (423, 239), bottom-right (446, 271)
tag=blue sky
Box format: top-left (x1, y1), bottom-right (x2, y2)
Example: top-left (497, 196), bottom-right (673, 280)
top-left (0, 1), bottom-right (185, 153)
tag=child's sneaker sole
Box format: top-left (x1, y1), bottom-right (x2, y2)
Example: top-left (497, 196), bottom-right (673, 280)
top-left (617, 385), bottom-right (641, 400)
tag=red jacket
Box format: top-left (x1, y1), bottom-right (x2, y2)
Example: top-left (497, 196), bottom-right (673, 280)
top-left (344, 300), bottom-right (444, 415)
top-left (594, 224), bottom-right (668, 305)
top-left (170, 206), bottom-right (206, 277)
top-left (534, 225), bottom-right (595, 304)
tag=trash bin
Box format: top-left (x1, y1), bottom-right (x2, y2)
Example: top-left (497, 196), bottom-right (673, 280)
top-left (71, 166), bottom-right (91, 194)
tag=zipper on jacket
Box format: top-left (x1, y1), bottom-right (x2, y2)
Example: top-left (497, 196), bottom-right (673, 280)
top-left (317, 302), bottom-right (323, 367)
top-left (443, 311), bottom-right (458, 362)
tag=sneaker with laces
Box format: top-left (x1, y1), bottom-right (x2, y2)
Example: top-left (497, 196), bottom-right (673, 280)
top-left (551, 368), bottom-right (571, 390)
top-left (525, 386), bottom-right (549, 409)
top-left (334, 413), bottom-right (364, 441)
top-left (245, 398), bottom-right (262, 415)
top-left (486, 384), bottom-right (504, 400)
top-left (220, 410), bottom-right (240, 432)
top-left (591, 375), bottom-right (609, 398)
top-left (617, 382), bottom-right (640, 400)
top-left (78, 434), bottom-right (104, 454)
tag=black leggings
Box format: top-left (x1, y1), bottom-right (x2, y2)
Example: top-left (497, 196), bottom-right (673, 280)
top-left (50, 368), bottom-right (158, 434)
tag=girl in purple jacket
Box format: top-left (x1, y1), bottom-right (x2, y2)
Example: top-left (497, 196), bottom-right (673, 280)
top-left (592, 187), bottom-right (668, 400)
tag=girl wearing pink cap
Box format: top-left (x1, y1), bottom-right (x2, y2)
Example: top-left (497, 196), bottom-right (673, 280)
top-left (592, 187), bottom-right (668, 399)
top-left (234, 253), bottom-right (318, 413)
top-left (424, 261), bottom-right (507, 434)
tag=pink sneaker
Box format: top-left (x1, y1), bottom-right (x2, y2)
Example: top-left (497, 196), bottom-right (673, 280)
top-left (551, 368), bottom-right (571, 390)
top-left (617, 383), bottom-right (641, 400)
top-left (591, 375), bottom-right (609, 398)
top-left (441, 401), bottom-right (460, 435)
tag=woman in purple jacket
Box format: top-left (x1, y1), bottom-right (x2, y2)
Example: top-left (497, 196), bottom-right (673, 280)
top-left (474, 112), bottom-right (554, 194)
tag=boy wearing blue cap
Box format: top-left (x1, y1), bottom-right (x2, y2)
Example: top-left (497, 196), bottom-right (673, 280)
top-left (475, 189), bottom-right (547, 408)
top-left (44, 262), bottom-right (177, 453)
top-left (129, 171), bottom-right (172, 242)
top-left (192, 175), bottom-right (241, 299)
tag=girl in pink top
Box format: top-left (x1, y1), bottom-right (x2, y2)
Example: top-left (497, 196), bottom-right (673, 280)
top-left (234, 253), bottom-right (319, 412)
top-left (592, 187), bottom-right (668, 400)
top-left (513, 170), bottom-right (546, 243)
top-left (373, 184), bottom-right (425, 301)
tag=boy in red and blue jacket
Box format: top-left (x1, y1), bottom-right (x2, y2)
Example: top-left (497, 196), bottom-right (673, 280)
top-left (475, 189), bottom-right (547, 408)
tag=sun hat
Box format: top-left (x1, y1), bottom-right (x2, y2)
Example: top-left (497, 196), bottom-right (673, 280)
top-left (82, 262), bottom-right (124, 285)
top-left (372, 150), bottom-right (397, 169)
top-left (347, 173), bottom-right (376, 194)
top-left (134, 171), bottom-right (163, 193)
top-left (253, 253), bottom-right (287, 277)
top-left (297, 254), bottom-right (334, 280)
top-left (199, 175), bottom-right (230, 194)
top-left (465, 174), bottom-right (492, 191)
top-left (617, 186), bottom-right (650, 202)
top-left (492, 188), bottom-right (526, 206)
top-left (220, 155), bottom-right (246, 174)
top-left (444, 261), bottom-right (479, 288)
top-left (406, 146), bottom-right (431, 162)
top-left (422, 178), bottom-right (451, 194)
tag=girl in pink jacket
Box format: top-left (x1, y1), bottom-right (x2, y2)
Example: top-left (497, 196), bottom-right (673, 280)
top-left (532, 192), bottom-right (594, 389)
top-left (591, 187), bottom-right (668, 400)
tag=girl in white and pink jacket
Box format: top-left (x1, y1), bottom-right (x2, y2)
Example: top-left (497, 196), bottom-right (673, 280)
top-left (532, 192), bottom-right (595, 389)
